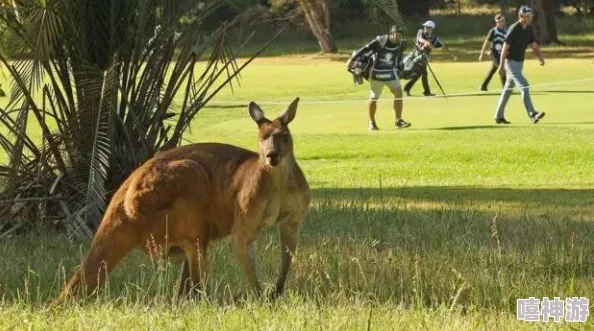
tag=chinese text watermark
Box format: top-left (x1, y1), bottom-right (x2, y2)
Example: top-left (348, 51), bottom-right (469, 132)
top-left (517, 297), bottom-right (589, 322)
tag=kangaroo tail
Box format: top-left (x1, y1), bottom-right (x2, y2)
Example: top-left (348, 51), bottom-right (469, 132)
top-left (50, 209), bottom-right (140, 308)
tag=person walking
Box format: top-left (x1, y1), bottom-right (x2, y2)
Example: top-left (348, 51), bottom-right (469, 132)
top-left (479, 13), bottom-right (508, 91)
top-left (494, 6), bottom-right (546, 125)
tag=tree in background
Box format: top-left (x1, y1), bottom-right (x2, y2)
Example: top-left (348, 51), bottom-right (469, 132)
top-left (527, 0), bottom-right (562, 44)
top-left (396, 0), bottom-right (431, 18)
top-left (297, 0), bottom-right (337, 53)
top-left (567, 0), bottom-right (594, 16)
top-left (0, 0), bottom-right (284, 237)
top-left (500, 0), bottom-right (508, 14)
top-left (270, 0), bottom-right (337, 53)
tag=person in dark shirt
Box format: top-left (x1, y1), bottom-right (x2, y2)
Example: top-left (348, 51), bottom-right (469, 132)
top-left (348, 25), bottom-right (411, 130)
top-left (479, 14), bottom-right (508, 91)
top-left (494, 6), bottom-right (546, 124)
top-left (403, 20), bottom-right (443, 97)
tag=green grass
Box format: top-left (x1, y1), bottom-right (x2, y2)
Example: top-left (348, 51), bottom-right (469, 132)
top-left (0, 302), bottom-right (569, 330)
top-left (2, 53), bottom-right (594, 329)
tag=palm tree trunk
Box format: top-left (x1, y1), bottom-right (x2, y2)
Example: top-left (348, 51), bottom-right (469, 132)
top-left (297, 0), bottom-right (338, 53)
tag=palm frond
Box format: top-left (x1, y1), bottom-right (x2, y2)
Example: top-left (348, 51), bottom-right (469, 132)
top-left (9, 0), bottom-right (64, 100)
top-left (363, 0), bottom-right (407, 34)
top-left (84, 65), bottom-right (117, 228)
top-left (5, 101), bottom-right (30, 190)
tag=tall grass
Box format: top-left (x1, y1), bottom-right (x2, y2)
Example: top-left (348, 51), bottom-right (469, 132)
top-left (2, 191), bottom-right (594, 329)
top-left (2, 192), bottom-right (594, 307)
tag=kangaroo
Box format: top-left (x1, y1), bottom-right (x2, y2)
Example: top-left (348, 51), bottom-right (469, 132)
top-left (51, 97), bottom-right (311, 306)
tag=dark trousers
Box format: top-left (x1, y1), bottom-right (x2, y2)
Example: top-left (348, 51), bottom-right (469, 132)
top-left (404, 64), bottom-right (430, 94)
top-left (481, 53), bottom-right (506, 89)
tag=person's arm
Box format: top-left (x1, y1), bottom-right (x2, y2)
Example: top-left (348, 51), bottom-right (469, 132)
top-left (417, 29), bottom-right (432, 49)
top-left (431, 35), bottom-right (456, 59)
top-left (527, 26), bottom-right (544, 66)
top-left (531, 42), bottom-right (545, 66)
top-left (433, 36), bottom-right (444, 49)
top-left (479, 29), bottom-right (493, 61)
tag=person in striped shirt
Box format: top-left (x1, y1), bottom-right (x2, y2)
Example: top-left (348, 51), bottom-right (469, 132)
top-left (348, 25), bottom-right (411, 130)
top-left (403, 20), bottom-right (443, 97)
top-left (479, 14), bottom-right (508, 91)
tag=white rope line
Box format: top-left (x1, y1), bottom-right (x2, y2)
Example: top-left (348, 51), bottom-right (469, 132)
top-left (173, 77), bottom-right (594, 105)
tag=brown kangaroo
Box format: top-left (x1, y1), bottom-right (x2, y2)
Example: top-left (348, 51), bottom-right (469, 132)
top-left (51, 97), bottom-right (311, 306)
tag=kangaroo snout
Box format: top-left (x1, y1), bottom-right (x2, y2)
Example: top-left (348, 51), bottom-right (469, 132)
top-left (265, 151), bottom-right (280, 166)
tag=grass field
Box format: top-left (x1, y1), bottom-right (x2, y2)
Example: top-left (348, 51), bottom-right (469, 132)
top-left (1, 47), bottom-right (594, 329)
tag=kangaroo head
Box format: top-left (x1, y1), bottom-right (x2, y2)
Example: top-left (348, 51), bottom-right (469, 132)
top-left (248, 97), bottom-right (299, 167)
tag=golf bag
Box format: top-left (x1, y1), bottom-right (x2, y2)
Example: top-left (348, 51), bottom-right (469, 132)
top-left (347, 37), bottom-right (407, 85)
top-left (347, 50), bottom-right (372, 85)
top-left (398, 48), bottom-right (429, 80)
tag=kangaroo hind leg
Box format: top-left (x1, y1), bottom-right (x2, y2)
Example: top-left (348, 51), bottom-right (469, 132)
top-left (177, 238), bottom-right (209, 300)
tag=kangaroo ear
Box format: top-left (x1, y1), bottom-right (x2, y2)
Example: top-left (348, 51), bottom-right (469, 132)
top-left (278, 97), bottom-right (299, 126)
top-left (248, 102), bottom-right (269, 126)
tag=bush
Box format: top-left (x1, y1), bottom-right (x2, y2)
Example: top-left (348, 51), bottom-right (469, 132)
top-left (0, 23), bottom-right (25, 59)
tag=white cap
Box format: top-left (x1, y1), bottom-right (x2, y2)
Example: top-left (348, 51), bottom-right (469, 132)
top-left (422, 20), bottom-right (436, 29)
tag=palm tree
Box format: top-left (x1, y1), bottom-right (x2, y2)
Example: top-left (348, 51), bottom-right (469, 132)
top-left (0, 0), bottom-right (284, 237)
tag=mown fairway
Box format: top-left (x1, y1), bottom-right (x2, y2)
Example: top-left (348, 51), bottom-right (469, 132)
top-left (1, 56), bottom-right (594, 330)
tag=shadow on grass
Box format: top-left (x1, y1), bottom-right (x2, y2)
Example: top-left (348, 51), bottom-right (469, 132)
top-left (306, 186), bottom-right (594, 261)
top-left (432, 125), bottom-right (513, 130)
top-left (431, 119), bottom-right (594, 130)
top-left (539, 121), bottom-right (594, 125)
top-left (303, 189), bottom-right (594, 255)
top-left (206, 104), bottom-right (246, 109)
top-left (414, 90), bottom-right (594, 100)
top-left (536, 90), bottom-right (594, 94)
top-left (312, 186), bottom-right (594, 207)
top-left (311, 48), bottom-right (594, 64)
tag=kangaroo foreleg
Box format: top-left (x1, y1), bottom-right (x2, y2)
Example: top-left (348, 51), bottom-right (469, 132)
top-left (232, 231), bottom-right (262, 298)
top-left (273, 219), bottom-right (302, 299)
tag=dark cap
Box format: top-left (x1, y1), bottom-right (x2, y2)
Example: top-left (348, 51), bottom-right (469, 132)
top-left (519, 5), bottom-right (534, 16)
top-left (495, 14), bottom-right (505, 21)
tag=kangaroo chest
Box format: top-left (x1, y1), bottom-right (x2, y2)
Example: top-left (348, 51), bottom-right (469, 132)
top-left (261, 189), bottom-right (304, 227)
